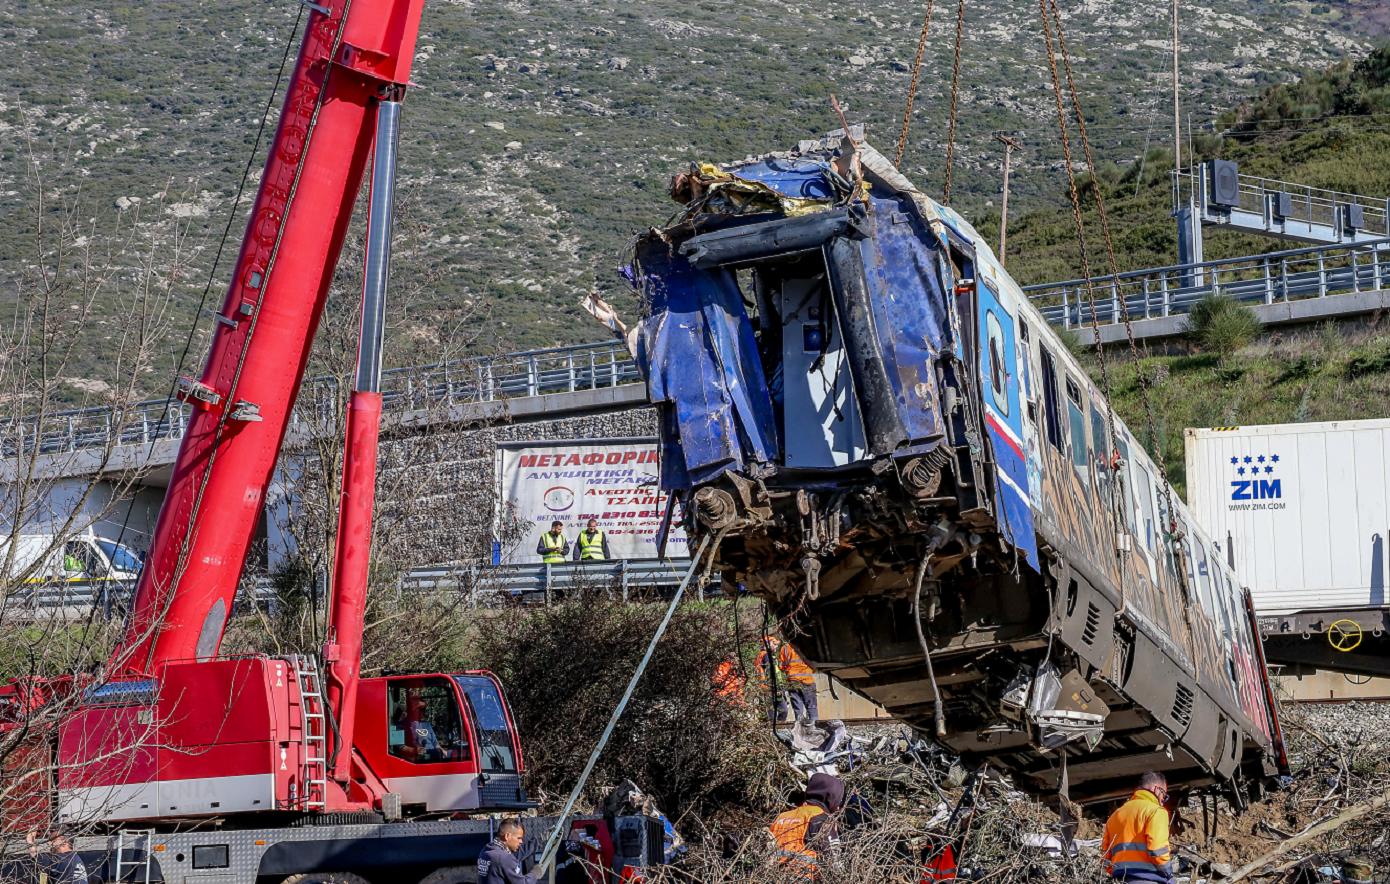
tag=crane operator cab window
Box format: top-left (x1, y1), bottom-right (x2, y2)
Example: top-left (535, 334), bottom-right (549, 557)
top-left (454, 675), bottom-right (520, 774)
top-left (388, 677), bottom-right (471, 765)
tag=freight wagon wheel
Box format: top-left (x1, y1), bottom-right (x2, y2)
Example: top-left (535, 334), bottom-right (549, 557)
top-left (1328, 620), bottom-right (1364, 652)
top-left (281, 874), bottom-right (374, 884)
top-left (418, 867), bottom-right (478, 884)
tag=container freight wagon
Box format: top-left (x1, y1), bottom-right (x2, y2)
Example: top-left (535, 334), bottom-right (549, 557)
top-left (1186, 420), bottom-right (1390, 677)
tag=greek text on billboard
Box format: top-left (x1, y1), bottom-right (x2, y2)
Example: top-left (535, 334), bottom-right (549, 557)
top-left (495, 440), bottom-right (688, 564)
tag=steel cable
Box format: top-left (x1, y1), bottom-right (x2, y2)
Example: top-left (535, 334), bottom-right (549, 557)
top-left (536, 535), bottom-right (712, 876)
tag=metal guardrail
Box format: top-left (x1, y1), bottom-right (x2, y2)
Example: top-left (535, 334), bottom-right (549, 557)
top-left (2, 340), bottom-right (640, 458)
top-left (402, 558), bottom-right (691, 603)
top-left (1024, 238), bottom-right (1390, 328)
top-left (5, 558), bottom-right (690, 615)
top-left (1172, 165), bottom-right (1390, 238)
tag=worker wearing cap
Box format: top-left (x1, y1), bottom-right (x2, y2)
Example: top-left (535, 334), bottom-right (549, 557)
top-left (536, 522), bottom-right (569, 564)
top-left (769, 772), bottom-right (844, 876)
top-left (573, 519), bottom-right (610, 562)
top-left (1101, 772), bottom-right (1174, 883)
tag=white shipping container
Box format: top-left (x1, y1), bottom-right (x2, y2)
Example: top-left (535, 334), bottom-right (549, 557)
top-left (1185, 419), bottom-right (1390, 615)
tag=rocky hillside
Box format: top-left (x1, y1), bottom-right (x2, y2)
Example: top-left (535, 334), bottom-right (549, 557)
top-left (0, 0), bottom-right (1375, 396)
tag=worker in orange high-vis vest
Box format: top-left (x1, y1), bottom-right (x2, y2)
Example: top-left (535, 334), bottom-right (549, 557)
top-left (769, 772), bottom-right (844, 876)
top-left (920, 831), bottom-right (957, 882)
top-left (1101, 772), bottom-right (1175, 883)
top-left (712, 654), bottom-right (745, 702)
top-left (756, 636), bottom-right (819, 722)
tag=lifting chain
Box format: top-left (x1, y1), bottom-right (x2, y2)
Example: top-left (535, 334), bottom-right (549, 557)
top-left (1046, 0), bottom-right (1180, 534)
top-left (895, 0), bottom-right (939, 168)
top-left (942, 0), bottom-right (966, 203)
top-left (1036, 0), bottom-right (1124, 555)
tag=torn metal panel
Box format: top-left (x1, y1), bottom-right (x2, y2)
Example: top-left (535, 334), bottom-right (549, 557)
top-left (634, 242), bottom-right (777, 488)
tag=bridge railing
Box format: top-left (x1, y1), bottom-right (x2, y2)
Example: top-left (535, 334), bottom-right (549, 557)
top-left (1, 340), bottom-right (640, 459)
top-left (4, 558), bottom-right (690, 616)
top-left (1172, 165), bottom-right (1390, 238)
top-left (1024, 238), bottom-right (1390, 328)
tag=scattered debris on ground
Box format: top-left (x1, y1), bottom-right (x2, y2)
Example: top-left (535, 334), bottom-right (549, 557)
top-left (628, 700), bottom-right (1390, 883)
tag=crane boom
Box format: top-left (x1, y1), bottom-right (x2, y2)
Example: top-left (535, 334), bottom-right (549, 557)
top-left (114, 0), bottom-right (426, 676)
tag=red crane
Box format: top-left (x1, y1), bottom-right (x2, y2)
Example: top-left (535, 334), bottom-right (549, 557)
top-left (0, 3), bottom-right (630, 880)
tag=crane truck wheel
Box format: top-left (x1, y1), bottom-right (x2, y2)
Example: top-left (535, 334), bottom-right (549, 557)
top-left (417, 866), bottom-right (479, 884)
top-left (280, 873), bottom-right (374, 884)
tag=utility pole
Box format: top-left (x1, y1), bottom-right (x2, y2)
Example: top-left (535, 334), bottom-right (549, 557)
top-left (1172, 0), bottom-right (1181, 173)
top-left (994, 132), bottom-right (1024, 267)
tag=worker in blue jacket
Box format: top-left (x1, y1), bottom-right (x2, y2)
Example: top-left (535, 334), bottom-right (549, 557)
top-left (478, 819), bottom-right (536, 884)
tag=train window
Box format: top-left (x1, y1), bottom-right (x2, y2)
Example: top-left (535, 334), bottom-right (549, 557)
top-left (1195, 544), bottom-right (1215, 621)
top-left (1116, 438), bottom-right (1137, 537)
top-left (986, 310), bottom-right (1008, 416)
top-left (1223, 574), bottom-right (1238, 640)
top-left (1134, 463), bottom-right (1157, 553)
top-left (1039, 347), bottom-right (1063, 450)
top-left (1065, 378), bottom-right (1088, 480)
top-left (1090, 404), bottom-right (1110, 500)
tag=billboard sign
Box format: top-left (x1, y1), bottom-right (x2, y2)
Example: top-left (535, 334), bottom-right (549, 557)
top-left (495, 438), bottom-right (688, 564)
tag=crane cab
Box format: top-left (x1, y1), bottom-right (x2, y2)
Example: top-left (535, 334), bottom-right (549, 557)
top-left (355, 670), bottom-right (530, 814)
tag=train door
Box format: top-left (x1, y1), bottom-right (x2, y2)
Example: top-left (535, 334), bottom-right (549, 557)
top-left (1015, 318), bottom-right (1044, 510)
top-left (777, 271), bottom-right (866, 467)
top-left (976, 279), bottom-right (1037, 563)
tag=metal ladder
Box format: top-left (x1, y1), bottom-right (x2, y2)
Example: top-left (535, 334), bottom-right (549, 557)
top-left (113, 828), bottom-right (155, 884)
top-left (290, 654), bottom-right (328, 809)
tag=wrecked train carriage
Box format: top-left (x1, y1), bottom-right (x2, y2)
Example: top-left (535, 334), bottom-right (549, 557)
top-left (632, 133), bottom-right (1285, 807)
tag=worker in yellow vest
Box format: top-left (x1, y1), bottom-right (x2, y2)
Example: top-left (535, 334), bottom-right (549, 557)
top-left (536, 521), bottom-right (570, 563)
top-left (573, 519), bottom-right (611, 561)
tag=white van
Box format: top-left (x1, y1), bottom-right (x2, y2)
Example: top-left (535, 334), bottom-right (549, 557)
top-left (0, 530), bottom-right (143, 582)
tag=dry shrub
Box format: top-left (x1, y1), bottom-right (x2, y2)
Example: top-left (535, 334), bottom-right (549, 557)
top-left (471, 592), bottom-right (783, 821)
top-left (654, 813), bottom-right (926, 884)
top-left (652, 789), bottom-right (1102, 884)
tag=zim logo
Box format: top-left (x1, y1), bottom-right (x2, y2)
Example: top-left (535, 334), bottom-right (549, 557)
top-left (1228, 452), bottom-right (1284, 501)
top-left (1231, 479), bottom-right (1281, 500)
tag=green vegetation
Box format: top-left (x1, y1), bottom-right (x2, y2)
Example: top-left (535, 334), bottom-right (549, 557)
top-left (1086, 318), bottom-right (1390, 503)
top-left (1182, 291), bottom-right (1263, 361)
top-left (0, 0), bottom-right (1376, 396)
top-left (1222, 43), bottom-right (1390, 131)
